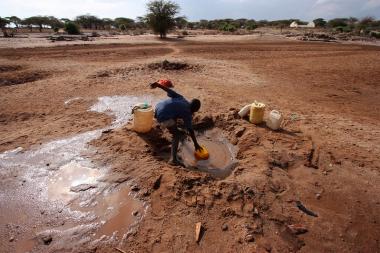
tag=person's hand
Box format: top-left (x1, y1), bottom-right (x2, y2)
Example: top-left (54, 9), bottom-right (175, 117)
top-left (150, 82), bottom-right (159, 89)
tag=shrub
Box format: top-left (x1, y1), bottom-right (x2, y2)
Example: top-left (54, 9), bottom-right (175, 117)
top-left (64, 22), bottom-right (80, 35)
top-left (335, 26), bottom-right (351, 33)
top-left (219, 23), bottom-right (236, 32)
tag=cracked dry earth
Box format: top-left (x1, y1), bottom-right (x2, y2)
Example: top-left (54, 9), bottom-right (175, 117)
top-left (1, 37), bottom-right (380, 253)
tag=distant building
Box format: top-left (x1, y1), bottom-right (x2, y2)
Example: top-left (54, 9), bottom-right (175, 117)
top-left (290, 21), bottom-right (315, 28)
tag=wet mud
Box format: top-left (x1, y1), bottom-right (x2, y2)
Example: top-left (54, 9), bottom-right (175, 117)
top-left (0, 95), bottom-right (153, 252)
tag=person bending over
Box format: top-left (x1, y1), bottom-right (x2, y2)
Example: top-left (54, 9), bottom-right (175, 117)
top-left (150, 80), bottom-right (202, 166)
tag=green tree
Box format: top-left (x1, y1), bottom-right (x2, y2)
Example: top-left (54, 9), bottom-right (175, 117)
top-left (23, 16), bottom-right (52, 32)
top-left (47, 16), bottom-right (63, 30)
top-left (145, 0), bottom-right (180, 38)
top-left (75, 15), bottom-right (102, 29)
top-left (0, 17), bottom-right (10, 37)
top-left (114, 17), bottom-right (135, 30)
top-left (246, 19), bottom-right (257, 30)
top-left (175, 16), bottom-right (188, 29)
top-left (64, 22), bottom-right (80, 35)
top-left (219, 22), bottom-right (236, 32)
top-left (7, 16), bottom-right (21, 28)
top-left (327, 18), bottom-right (348, 28)
top-left (313, 18), bottom-right (327, 28)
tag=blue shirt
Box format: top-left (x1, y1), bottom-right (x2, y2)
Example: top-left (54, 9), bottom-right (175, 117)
top-left (155, 89), bottom-right (193, 130)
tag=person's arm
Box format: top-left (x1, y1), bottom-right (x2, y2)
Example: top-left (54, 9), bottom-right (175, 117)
top-left (189, 129), bottom-right (202, 151)
top-left (183, 115), bottom-right (202, 151)
top-left (150, 82), bottom-right (181, 98)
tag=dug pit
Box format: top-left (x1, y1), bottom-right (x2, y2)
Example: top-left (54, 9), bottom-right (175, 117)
top-left (0, 70), bottom-right (48, 86)
top-left (179, 129), bottom-right (238, 178)
top-left (90, 60), bottom-right (202, 79)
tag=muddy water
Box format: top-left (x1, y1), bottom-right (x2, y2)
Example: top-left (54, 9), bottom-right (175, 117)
top-left (179, 130), bottom-right (237, 178)
top-left (0, 95), bottom-right (154, 252)
top-left (48, 161), bottom-right (102, 201)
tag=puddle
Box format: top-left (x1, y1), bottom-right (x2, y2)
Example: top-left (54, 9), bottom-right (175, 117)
top-left (91, 187), bottom-right (144, 238)
top-left (48, 161), bottom-right (102, 201)
top-left (0, 95), bottom-right (155, 252)
top-left (179, 130), bottom-right (238, 178)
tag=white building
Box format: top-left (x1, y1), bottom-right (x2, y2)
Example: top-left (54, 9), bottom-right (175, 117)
top-left (290, 21), bottom-right (315, 28)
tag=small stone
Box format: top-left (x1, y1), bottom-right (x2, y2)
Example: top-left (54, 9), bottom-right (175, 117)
top-left (132, 211), bottom-right (139, 216)
top-left (287, 224), bottom-right (308, 235)
top-left (70, 184), bottom-right (96, 192)
top-left (41, 235), bottom-right (53, 245)
top-left (9, 236), bottom-right (15, 242)
top-left (245, 234), bottom-right (255, 242)
top-left (316, 193), bottom-right (321, 200)
top-left (131, 185), bottom-right (140, 192)
top-left (46, 163), bottom-right (50, 167)
top-left (235, 127), bottom-right (246, 138)
top-left (222, 224), bottom-right (228, 231)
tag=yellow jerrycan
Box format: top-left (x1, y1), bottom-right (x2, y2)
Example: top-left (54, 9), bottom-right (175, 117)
top-left (249, 101), bottom-right (266, 124)
top-left (132, 103), bottom-right (154, 133)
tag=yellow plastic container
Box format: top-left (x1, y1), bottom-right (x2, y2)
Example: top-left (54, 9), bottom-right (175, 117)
top-left (249, 102), bottom-right (266, 124)
top-left (133, 104), bottom-right (154, 133)
top-left (194, 146), bottom-right (210, 160)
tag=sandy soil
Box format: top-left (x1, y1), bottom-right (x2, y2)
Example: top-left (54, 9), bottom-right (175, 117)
top-left (0, 35), bottom-right (380, 253)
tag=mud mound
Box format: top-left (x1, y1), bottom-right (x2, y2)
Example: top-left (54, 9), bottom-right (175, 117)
top-left (0, 71), bottom-right (48, 86)
top-left (0, 65), bottom-right (22, 73)
top-left (147, 60), bottom-right (196, 71)
top-left (90, 60), bottom-right (202, 79)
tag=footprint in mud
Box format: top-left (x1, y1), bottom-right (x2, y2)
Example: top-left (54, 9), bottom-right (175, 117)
top-left (179, 129), bottom-right (238, 178)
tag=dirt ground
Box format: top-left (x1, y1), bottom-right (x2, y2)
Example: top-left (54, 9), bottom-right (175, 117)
top-left (0, 34), bottom-right (380, 253)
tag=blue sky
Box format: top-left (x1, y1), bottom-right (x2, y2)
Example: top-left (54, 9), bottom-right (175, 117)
top-left (1, 0), bottom-right (379, 21)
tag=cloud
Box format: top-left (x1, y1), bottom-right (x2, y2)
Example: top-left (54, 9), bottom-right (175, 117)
top-left (311, 0), bottom-right (380, 18)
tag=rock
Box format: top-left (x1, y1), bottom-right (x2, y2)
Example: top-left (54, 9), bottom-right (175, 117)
top-left (235, 127), bottom-right (246, 138)
top-left (230, 137), bottom-right (238, 145)
top-left (196, 195), bottom-right (205, 206)
top-left (131, 185), bottom-right (140, 192)
top-left (70, 184), bottom-right (96, 192)
top-left (195, 222), bottom-right (202, 242)
top-left (153, 175), bottom-right (163, 190)
top-left (316, 193), bottom-right (321, 200)
top-left (41, 235), bottom-right (53, 245)
top-left (287, 224), bottom-right (308, 235)
top-left (222, 224), bottom-right (228, 231)
top-left (245, 233), bottom-right (255, 242)
top-left (132, 211), bottom-right (139, 216)
top-left (9, 236), bottom-right (15, 242)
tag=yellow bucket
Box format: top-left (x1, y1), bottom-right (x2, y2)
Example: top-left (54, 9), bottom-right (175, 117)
top-left (249, 102), bottom-right (266, 124)
top-left (194, 146), bottom-right (210, 160)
